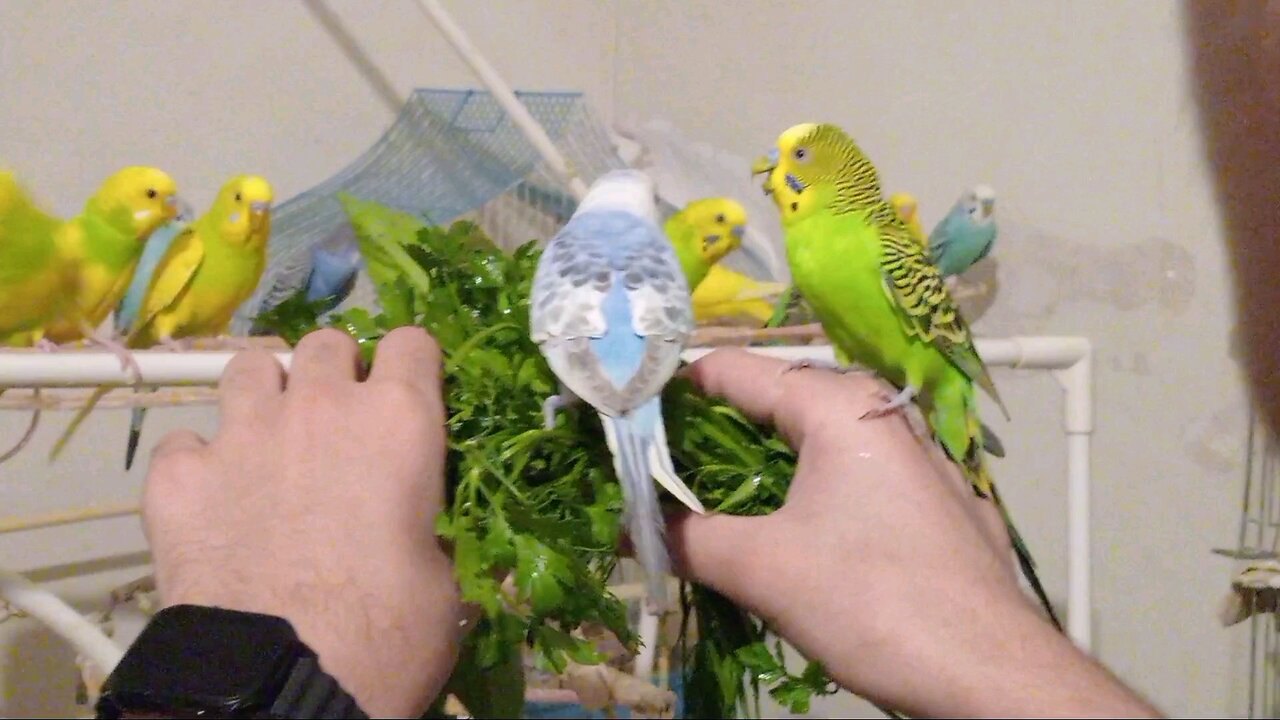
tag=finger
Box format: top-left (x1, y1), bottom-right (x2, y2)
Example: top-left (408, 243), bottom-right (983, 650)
top-left (682, 348), bottom-right (876, 449)
top-left (142, 429), bottom-right (209, 514)
top-left (217, 349), bottom-right (284, 427)
top-left (366, 326), bottom-right (442, 398)
top-left (287, 328), bottom-right (361, 390)
top-left (149, 428), bottom-right (207, 463)
top-left (665, 508), bottom-right (774, 602)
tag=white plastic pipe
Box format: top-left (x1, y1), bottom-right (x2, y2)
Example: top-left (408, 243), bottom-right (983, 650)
top-left (0, 336), bottom-right (1094, 655)
top-left (0, 565), bottom-right (123, 675)
top-left (412, 0), bottom-right (590, 202)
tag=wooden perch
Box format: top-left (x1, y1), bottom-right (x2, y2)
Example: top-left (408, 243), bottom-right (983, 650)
top-left (690, 323), bottom-right (827, 347)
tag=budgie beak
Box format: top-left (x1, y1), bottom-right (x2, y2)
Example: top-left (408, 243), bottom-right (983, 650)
top-left (730, 224), bottom-right (746, 239)
top-left (980, 198), bottom-right (994, 218)
top-left (249, 201), bottom-right (270, 217)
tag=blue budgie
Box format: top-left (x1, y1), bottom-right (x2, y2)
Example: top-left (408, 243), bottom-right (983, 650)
top-left (530, 169), bottom-right (706, 611)
top-left (928, 184), bottom-right (998, 278)
top-left (116, 198), bottom-right (196, 470)
top-left (304, 223), bottom-right (364, 313)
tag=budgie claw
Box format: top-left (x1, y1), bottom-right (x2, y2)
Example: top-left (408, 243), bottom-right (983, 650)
top-left (34, 338), bottom-right (59, 353)
top-left (777, 358), bottom-right (873, 378)
top-left (87, 332), bottom-right (141, 381)
top-left (860, 384), bottom-right (919, 420)
top-left (212, 334), bottom-right (253, 351)
top-left (158, 337), bottom-right (194, 352)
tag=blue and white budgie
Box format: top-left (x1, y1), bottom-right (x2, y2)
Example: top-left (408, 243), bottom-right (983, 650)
top-left (928, 184), bottom-right (998, 278)
top-left (530, 169), bottom-right (705, 611)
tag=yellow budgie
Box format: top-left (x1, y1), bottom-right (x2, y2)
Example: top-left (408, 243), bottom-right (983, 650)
top-left (664, 197), bottom-right (748, 289)
top-left (692, 263), bottom-right (789, 325)
top-left (889, 192), bottom-right (928, 250)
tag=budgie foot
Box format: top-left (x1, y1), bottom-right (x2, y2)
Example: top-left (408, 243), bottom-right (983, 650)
top-left (860, 384), bottom-right (919, 420)
top-left (542, 394), bottom-right (570, 430)
top-left (86, 332), bottom-right (141, 381)
top-left (776, 357), bottom-right (873, 378)
top-left (541, 384), bottom-right (582, 430)
top-left (34, 338), bottom-right (59, 353)
top-left (158, 337), bottom-right (194, 352)
top-left (211, 334), bottom-right (253, 351)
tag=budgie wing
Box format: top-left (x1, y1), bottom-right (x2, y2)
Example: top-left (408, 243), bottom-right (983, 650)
top-left (128, 226), bottom-right (204, 344)
top-left (877, 216), bottom-right (1009, 419)
top-left (531, 211), bottom-right (694, 417)
top-left (0, 171), bottom-right (62, 286)
top-left (117, 220), bottom-right (188, 334)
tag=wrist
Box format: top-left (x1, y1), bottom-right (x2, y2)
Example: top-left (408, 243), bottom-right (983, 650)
top-left (905, 601), bottom-right (1162, 718)
top-left (96, 604), bottom-right (370, 720)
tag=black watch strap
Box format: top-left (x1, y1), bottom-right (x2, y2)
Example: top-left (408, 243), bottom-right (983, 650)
top-left (263, 656), bottom-right (369, 719)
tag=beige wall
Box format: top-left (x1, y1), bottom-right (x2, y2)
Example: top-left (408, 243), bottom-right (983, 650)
top-left (0, 0), bottom-right (1252, 716)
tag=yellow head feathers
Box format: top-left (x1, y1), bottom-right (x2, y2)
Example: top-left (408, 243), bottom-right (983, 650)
top-left (209, 174), bottom-right (273, 246)
top-left (86, 166), bottom-right (180, 239)
top-left (753, 122), bottom-right (880, 223)
top-left (677, 197), bottom-right (748, 264)
top-left (890, 192), bottom-right (928, 249)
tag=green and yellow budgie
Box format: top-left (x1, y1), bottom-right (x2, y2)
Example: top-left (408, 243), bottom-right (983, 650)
top-left (0, 166), bottom-right (180, 464)
top-left (752, 122), bottom-right (1060, 630)
top-left (0, 166), bottom-right (180, 351)
top-left (49, 175), bottom-right (274, 464)
top-left (664, 197), bottom-right (748, 290)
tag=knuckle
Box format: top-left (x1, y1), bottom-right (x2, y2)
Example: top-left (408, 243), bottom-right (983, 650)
top-left (224, 347), bottom-right (279, 378)
top-left (298, 327), bottom-right (357, 354)
top-left (372, 379), bottom-right (445, 425)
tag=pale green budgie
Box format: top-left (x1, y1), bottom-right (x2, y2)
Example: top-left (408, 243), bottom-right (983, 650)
top-left (751, 123), bottom-right (1058, 631)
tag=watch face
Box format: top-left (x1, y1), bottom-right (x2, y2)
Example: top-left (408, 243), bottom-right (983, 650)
top-left (101, 604), bottom-right (303, 713)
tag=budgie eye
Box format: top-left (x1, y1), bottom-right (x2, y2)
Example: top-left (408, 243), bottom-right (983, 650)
top-left (145, 189), bottom-right (157, 199)
top-left (793, 147), bottom-right (810, 162)
top-left (234, 192), bottom-right (242, 203)
top-left (715, 213), bottom-right (726, 223)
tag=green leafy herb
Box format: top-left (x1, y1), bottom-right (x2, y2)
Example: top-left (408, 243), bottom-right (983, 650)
top-left (250, 195), bottom-right (837, 718)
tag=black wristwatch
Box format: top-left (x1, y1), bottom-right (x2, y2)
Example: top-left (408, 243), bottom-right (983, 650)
top-left (96, 604), bottom-right (369, 719)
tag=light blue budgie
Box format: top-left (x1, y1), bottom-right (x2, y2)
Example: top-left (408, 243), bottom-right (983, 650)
top-left (304, 223), bottom-right (364, 314)
top-left (928, 184), bottom-right (998, 278)
top-left (117, 199), bottom-right (196, 470)
top-left (530, 169), bottom-right (706, 611)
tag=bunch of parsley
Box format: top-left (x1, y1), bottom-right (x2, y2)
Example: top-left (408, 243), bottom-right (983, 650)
top-left (251, 194), bottom-right (838, 719)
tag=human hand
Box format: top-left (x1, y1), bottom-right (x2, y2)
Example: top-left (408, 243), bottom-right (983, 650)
top-left (140, 327), bottom-right (463, 718)
top-left (666, 348), bottom-right (1161, 718)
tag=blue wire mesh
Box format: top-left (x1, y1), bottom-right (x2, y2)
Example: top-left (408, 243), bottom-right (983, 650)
top-left (232, 88), bottom-right (628, 334)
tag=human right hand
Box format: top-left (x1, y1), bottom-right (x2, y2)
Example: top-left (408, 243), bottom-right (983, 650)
top-left (666, 348), bottom-right (1161, 719)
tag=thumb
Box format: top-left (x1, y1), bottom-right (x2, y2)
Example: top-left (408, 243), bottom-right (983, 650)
top-left (665, 508), bottom-right (773, 602)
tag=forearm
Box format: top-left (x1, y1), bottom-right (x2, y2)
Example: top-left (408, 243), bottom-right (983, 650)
top-left (891, 604), bottom-right (1162, 719)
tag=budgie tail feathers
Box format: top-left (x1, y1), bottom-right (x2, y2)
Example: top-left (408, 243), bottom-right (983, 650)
top-left (125, 404), bottom-right (150, 470)
top-left (600, 405), bottom-right (673, 611)
top-left (969, 452), bottom-right (1063, 632)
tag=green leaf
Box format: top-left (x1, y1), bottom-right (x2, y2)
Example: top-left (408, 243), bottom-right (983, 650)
top-left (337, 192), bottom-right (433, 305)
top-left (513, 535), bottom-right (570, 615)
top-left (446, 621), bottom-right (526, 719)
